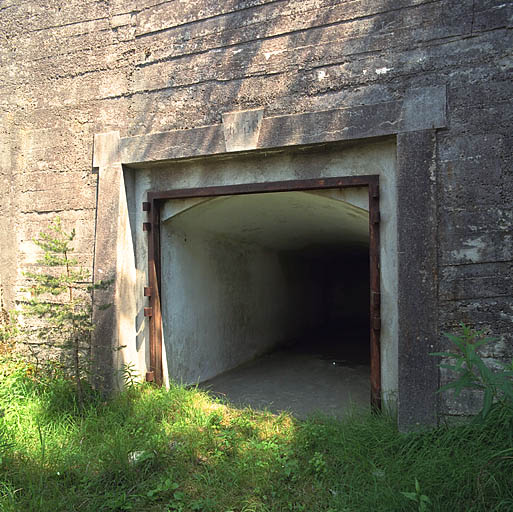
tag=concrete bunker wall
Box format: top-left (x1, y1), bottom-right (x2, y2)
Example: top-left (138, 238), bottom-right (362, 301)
top-left (1, 0), bottom-right (511, 428)
top-left (160, 190), bottom-right (369, 385)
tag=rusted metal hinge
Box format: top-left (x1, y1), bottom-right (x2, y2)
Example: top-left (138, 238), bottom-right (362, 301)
top-left (146, 371), bottom-right (155, 382)
top-left (143, 222), bottom-right (152, 232)
top-left (144, 286), bottom-right (152, 297)
top-left (371, 210), bottom-right (380, 224)
top-left (144, 307), bottom-right (153, 317)
top-left (142, 202), bottom-right (151, 212)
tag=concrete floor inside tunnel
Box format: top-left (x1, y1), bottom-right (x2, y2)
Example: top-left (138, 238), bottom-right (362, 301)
top-left (161, 189), bottom-right (372, 418)
top-left (199, 325), bottom-right (370, 419)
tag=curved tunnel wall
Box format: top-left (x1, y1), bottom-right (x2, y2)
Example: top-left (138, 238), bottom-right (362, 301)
top-left (160, 190), bottom-right (369, 385)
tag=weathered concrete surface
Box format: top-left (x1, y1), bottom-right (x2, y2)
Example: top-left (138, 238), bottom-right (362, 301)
top-left (397, 130), bottom-right (439, 429)
top-left (0, 0), bottom-right (511, 422)
top-left (0, 120), bottom-right (17, 308)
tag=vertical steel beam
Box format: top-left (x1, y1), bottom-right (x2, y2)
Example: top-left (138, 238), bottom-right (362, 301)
top-left (146, 199), bottom-right (163, 385)
top-left (368, 179), bottom-right (381, 409)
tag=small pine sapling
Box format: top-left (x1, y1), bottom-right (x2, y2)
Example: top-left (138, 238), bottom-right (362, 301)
top-left (23, 217), bottom-right (109, 407)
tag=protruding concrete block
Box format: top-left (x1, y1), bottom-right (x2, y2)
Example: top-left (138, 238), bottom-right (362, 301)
top-left (222, 109), bottom-right (264, 152)
top-left (401, 86), bottom-right (447, 132)
top-left (91, 161), bottom-right (137, 394)
top-left (397, 129), bottom-right (439, 431)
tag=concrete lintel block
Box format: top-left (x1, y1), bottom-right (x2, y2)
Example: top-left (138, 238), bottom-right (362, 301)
top-left (117, 89), bottom-right (447, 168)
top-left (93, 131), bottom-right (121, 171)
top-left (222, 108), bottom-right (264, 152)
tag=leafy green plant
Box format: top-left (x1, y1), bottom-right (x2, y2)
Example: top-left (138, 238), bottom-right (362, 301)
top-left (121, 362), bottom-right (140, 389)
top-left (401, 478), bottom-right (431, 512)
top-left (190, 496), bottom-right (216, 511)
top-left (22, 217), bottom-right (110, 407)
top-left (432, 324), bottom-right (513, 421)
top-left (308, 451), bottom-right (327, 477)
top-left (0, 408), bottom-right (12, 465)
top-left (146, 478), bottom-right (179, 501)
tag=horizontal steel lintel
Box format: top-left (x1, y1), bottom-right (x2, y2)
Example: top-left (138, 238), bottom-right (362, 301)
top-left (148, 175), bottom-right (379, 203)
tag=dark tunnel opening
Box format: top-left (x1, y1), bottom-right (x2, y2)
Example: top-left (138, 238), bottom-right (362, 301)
top-left (161, 190), bottom-right (371, 417)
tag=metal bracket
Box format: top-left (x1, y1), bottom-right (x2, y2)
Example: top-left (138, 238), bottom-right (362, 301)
top-left (143, 222), bottom-right (152, 232)
top-left (144, 286), bottom-right (152, 297)
top-left (145, 371), bottom-right (155, 382)
top-left (142, 202), bottom-right (151, 212)
top-left (144, 307), bottom-right (153, 317)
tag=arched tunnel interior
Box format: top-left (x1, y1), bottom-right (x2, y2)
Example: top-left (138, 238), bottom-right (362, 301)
top-left (160, 188), bottom-right (371, 418)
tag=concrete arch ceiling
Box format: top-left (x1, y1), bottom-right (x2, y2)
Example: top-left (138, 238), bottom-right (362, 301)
top-left (161, 189), bottom-right (369, 252)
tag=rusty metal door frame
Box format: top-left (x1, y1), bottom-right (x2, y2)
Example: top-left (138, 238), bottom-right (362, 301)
top-left (143, 174), bottom-right (381, 409)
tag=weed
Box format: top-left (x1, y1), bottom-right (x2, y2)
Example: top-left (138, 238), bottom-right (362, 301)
top-left (308, 451), bottom-right (327, 477)
top-left (0, 307), bottom-right (18, 354)
top-left (0, 409), bottom-right (12, 465)
top-left (146, 478), bottom-right (179, 501)
top-left (431, 323), bottom-right (513, 421)
top-left (22, 217), bottom-right (111, 408)
top-left (401, 478), bottom-right (432, 511)
top-left (121, 362), bottom-right (140, 389)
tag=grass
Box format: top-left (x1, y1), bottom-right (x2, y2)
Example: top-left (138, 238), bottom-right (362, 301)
top-left (0, 357), bottom-right (512, 511)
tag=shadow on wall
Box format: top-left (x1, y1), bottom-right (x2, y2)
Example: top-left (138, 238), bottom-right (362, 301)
top-left (126, 0), bottom-right (424, 158)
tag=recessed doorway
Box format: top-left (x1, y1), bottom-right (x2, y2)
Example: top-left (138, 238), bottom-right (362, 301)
top-left (146, 176), bottom-right (381, 417)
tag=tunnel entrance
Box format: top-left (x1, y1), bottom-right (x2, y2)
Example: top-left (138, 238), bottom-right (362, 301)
top-left (198, 246), bottom-right (371, 419)
top-left (147, 177), bottom-right (381, 417)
